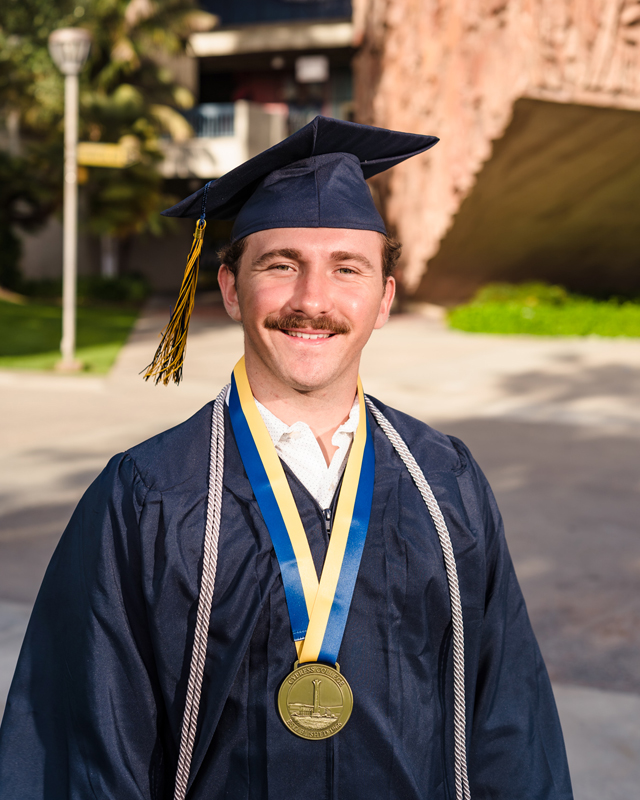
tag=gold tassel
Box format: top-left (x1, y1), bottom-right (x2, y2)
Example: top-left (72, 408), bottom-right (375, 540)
top-left (143, 218), bottom-right (206, 385)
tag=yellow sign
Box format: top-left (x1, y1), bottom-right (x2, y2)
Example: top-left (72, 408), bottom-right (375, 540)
top-left (77, 141), bottom-right (139, 168)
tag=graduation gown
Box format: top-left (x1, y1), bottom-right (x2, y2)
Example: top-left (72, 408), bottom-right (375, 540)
top-left (0, 398), bottom-right (573, 800)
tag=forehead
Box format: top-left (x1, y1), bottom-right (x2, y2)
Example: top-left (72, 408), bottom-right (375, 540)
top-left (243, 227), bottom-right (384, 264)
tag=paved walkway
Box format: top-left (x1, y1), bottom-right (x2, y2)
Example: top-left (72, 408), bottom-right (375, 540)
top-left (1, 298), bottom-right (639, 798)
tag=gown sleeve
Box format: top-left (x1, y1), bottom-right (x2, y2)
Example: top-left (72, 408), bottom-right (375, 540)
top-left (0, 453), bottom-right (168, 800)
top-left (449, 437), bottom-right (574, 800)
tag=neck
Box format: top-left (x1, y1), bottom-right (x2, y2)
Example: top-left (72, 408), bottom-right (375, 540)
top-left (244, 356), bottom-right (359, 465)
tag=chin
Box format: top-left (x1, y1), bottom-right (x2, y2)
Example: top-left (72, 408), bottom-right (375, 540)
top-left (278, 365), bottom-right (335, 393)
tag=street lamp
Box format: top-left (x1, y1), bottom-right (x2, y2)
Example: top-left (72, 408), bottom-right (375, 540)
top-left (48, 27), bottom-right (92, 371)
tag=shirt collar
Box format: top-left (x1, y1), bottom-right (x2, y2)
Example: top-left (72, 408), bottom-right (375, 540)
top-left (254, 396), bottom-right (360, 446)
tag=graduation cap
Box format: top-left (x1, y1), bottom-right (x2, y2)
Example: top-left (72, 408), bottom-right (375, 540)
top-left (144, 116), bottom-right (438, 385)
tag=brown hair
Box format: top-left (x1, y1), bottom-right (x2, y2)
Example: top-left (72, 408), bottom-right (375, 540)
top-left (218, 232), bottom-right (402, 283)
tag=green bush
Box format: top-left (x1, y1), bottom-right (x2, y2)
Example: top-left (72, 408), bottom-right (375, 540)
top-left (448, 282), bottom-right (640, 338)
top-left (20, 279), bottom-right (61, 299)
top-left (79, 275), bottom-right (151, 304)
top-left (472, 281), bottom-right (570, 306)
top-left (22, 274), bottom-right (151, 304)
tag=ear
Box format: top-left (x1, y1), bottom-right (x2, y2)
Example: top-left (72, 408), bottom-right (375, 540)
top-left (218, 264), bottom-right (242, 322)
top-left (373, 276), bottom-right (396, 329)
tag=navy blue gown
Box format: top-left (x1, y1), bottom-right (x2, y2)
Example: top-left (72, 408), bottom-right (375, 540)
top-left (0, 398), bottom-right (573, 799)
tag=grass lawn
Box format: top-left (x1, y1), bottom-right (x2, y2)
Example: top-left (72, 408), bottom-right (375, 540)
top-left (0, 299), bottom-right (139, 373)
top-left (448, 283), bottom-right (640, 338)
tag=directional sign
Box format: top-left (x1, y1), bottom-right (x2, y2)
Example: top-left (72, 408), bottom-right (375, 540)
top-left (77, 141), bottom-right (139, 168)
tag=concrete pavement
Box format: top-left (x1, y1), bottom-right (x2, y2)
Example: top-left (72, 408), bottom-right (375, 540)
top-left (1, 296), bottom-right (639, 798)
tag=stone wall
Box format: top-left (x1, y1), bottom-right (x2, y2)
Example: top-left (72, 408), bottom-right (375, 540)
top-left (352, 0), bottom-right (640, 292)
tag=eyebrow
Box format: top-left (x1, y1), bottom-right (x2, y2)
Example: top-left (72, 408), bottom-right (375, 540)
top-left (251, 248), bottom-right (303, 268)
top-left (330, 251), bottom-right (375, 270)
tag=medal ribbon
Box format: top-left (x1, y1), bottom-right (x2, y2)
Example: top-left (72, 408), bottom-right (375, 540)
top-left (228, 357), bottom-right (375, 664)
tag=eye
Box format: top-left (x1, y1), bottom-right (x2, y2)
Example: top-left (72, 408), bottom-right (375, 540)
top-left (269, 263), bottom-right (294, 271)
top-left (336, 266), bottom-right (357, 275)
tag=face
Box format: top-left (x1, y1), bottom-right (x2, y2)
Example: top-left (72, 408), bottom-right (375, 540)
top-left (218, 227), bottom-right (395, 397)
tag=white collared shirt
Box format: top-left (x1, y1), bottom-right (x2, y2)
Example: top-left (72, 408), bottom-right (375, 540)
top-left (254, 398), bottom-right (359, 510)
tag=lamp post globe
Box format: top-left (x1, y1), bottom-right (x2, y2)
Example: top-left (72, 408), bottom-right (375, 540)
top-left (48, 27), bottom-right (92, 75)
top-left (48, 28), bottom-right (91, 371)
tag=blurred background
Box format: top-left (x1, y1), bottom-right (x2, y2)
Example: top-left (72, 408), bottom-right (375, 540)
top-left (1, 1), bottom-right (639, 798)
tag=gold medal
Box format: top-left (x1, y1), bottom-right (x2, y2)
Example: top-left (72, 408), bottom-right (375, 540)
top-left (278, 662), bottom-right (354, 740)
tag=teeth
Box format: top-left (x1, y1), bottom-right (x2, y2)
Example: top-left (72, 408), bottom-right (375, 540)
top-left (286, 331), bottom-right (331, 340)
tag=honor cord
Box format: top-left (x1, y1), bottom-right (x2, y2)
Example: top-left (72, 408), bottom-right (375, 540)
top-left (365, 397), bottom-right (471, 800)
top-left (174, 386), bottom-right (226, 800)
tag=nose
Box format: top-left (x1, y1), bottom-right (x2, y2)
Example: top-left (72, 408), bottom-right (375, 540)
top-left (287, 266), bottom-right (333, 319)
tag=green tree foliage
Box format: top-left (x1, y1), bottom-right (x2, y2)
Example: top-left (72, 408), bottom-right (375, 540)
top-left (0, 150), bottom-right (55, 289)
top-left (0, 0), bottom-right (215, 281)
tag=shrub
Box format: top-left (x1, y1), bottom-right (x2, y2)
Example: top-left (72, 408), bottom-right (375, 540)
top-left (22, 274), bottom-right (151, 304)
top-left (448, 282), bottom-right (640, 338)
top-left (472, 282), bottom-right (570, 306)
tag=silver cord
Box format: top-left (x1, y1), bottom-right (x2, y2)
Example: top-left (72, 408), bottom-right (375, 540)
top-left (173, 386), bottom-right (228, 800)
top-left (365, 397), bottom-right (471, 800)
top-left (174, 389), bottom-right (470, 800)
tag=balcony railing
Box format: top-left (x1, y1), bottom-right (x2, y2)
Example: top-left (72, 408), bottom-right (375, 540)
top-left (160, 100), bottom-right (288, 179)
top-left (183, 102), bottom-right (322, 140)
top-left (184, 103), bottom-right (236, 138)
top-left (161, 101), bottom-right (345, 179)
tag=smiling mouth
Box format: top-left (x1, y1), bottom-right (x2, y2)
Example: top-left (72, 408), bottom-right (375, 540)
top-left (283, 331), bottom-right (333, 340)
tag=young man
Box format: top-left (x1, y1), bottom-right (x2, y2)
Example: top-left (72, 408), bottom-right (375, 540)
top-left (0, 118), bottom-right (572, 799)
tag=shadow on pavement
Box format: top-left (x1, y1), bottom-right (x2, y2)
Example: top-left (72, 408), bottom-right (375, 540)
top-left (0, 503), bottom-right (76, 604)
top-left (438, 416), bottom-right (640, 694)
top-left (498, 358), bottom-right (640, 403)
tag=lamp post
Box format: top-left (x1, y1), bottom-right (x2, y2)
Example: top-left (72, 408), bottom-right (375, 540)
top-left (48, 27), bottom-right (91, 371)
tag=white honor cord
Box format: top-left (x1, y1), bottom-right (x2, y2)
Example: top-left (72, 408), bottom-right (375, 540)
top-left (173, 386), bottom-right (227, 800)
top-left (364, 397), bottom-right (471, 800)
top-left (174, 389), bottom-right (471, 800)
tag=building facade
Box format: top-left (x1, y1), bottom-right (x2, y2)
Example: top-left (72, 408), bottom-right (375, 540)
top-left (15, 0), bottom-right (640, 300)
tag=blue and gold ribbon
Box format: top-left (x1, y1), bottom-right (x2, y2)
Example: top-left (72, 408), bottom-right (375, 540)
top-left (228, 357), bottom-right (375, 665)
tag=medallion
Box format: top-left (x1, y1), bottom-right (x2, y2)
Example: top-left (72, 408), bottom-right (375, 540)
top-left (278, 662), bottom-right (353, 740)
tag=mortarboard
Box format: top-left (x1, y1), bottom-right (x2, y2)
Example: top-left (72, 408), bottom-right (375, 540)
top-left (144, 116), bottom-right (438, 385)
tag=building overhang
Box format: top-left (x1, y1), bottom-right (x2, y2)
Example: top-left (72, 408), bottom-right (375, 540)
top-left (189, 19), bottom-right (355, 58)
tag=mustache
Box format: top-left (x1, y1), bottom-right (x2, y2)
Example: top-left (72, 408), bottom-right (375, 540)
top-left (263, 313), bottom-right (351, 335)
